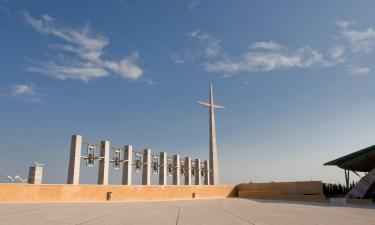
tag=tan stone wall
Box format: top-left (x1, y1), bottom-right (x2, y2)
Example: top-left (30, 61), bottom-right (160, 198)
top-left (0, 181), bottom-right (327, 202)
top-left (237, 181), bottom-right (325, 202)
top-left (0, 184), bottom-right (237, 202)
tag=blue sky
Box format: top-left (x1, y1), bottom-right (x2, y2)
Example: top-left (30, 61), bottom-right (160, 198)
top-left (1, 0), bottom-right (375, 184)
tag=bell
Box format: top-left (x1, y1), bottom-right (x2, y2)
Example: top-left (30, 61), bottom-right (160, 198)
top-left (167, 164), bottom-right (172, 176)
top-left (135, 159), bottom-right (141, 172)
top-left (87, 153), bottom-right (94, 166)
top-left (153, 162), bottom-right (159, 174)
top-left (113, 157), bottom-right (120, 169)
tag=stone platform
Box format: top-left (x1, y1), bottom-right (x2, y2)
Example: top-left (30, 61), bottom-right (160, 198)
top-left (0, 198), bottom-right (374, 225)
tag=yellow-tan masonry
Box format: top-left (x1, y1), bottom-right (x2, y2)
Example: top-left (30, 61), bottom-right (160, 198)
top-left (0, 181), bottom-right (326, 202)
top-left (0, 184), bottom-right (237, 202)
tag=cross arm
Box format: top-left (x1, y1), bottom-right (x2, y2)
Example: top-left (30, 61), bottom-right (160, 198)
top-left (198, 101), bottom-right (211, 108)
top-left (198, 101), bottom-right (225, 109)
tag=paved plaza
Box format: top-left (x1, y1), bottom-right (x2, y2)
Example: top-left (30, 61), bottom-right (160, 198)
top-left (0, 198), bottom-right (374, 225)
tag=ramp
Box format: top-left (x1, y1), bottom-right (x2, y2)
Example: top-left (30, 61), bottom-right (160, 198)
top-left (347, 168), bottom-right (375, 199)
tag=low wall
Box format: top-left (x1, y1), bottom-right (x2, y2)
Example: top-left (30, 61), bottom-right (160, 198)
top-left (0, 182), bottom-right (327, 202)
top-left (0, 184), bottom-right (237, 202)
top-left (237, 181), bottom-right (325, 202)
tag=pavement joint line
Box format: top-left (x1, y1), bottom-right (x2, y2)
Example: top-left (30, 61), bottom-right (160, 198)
top-left (73, 208), bottom-right (124, 225)
top-left (220, 205), bottom-right (256, 225)
top-left (175, 204), bottom-right (182, 225)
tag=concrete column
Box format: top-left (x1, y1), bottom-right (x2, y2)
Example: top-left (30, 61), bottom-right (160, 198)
top-left (142, 149), bottom-right (151, 185)
top-left (195, 159), bottom-right (201, 185)
top-left (184, 157), bottom-right (192, 185)
top-left (122, 145), bottom-right (132, 185)
top-left (159, 152), bottom-right (167, 185)
top-left (28, 165), bottom-right (43, 184)
top-left (173, 154), bottom-right (180, 185)
top-left (98, 140), bottom-right (110, 185)
top-left (204, 160), bottom-right (210, 185)
top-left (67, 134), bottom-right (82, 185)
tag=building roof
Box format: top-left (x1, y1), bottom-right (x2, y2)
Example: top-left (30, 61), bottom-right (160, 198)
top-left (324, 145), bottom-right (375, 172)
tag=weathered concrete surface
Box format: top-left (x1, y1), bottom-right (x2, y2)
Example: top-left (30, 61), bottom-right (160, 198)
top-left (0, 198), bottom-right (374, 225)
top-left (27, 165), bottom-right (43, 184)
top-left (67, 134), bottom-right (81, 185)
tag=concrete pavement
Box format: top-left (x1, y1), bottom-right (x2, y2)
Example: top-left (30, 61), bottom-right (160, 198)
top-left (0, 198), bottom-right (374, 225)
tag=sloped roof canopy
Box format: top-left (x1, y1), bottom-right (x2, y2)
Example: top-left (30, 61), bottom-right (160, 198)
top-left (324, 145), bottom-right (375, 172)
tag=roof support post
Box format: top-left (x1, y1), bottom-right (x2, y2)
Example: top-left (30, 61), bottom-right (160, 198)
top-left (345, 170), bottom-right (350, 188)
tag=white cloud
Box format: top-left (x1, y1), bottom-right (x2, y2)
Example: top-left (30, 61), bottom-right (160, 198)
top-left (24, 12), bottom-right (143, 82)
top-left (205, 48), bottom-right (325, 74)
top-left (102, 52), bottom-right (142, 80)
top-left (347, 64), bottom-right (370, 76)
top-left (177, 27), bottom-right (360, 76)
top-left (336, 21), bottom-right (375, 54)
top-left (189, 30), bottom-right (212, 41)
top-left (250, 41), bottom-right (283, 50)
top-left (9, 83), bottom-right (43, 103)
top-left (343, 28), bottom-right (375, 54)
top-left (170, 53), bottom-right (185, 64)
top-left (205, 41), bottom-right (220, 57)
top-left (329, 45), bottom-right (345, 62)
top-left (189, 30), bottom-right (220, 58)
top-left (185, 31), bottom-right (332, 75)
top-left (335, 20), bottom-right (352, 29)
top-left (27, 61), bottom-right (109, 82)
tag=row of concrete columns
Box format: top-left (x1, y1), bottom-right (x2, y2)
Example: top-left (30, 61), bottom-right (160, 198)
top-left (28, 164), bottom-right (43, 184)
top-left (67, 135), bottom-right (210, 185)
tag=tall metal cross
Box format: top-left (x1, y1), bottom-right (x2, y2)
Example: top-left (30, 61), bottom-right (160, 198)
top-left (198, 83), bottom-right (224, 185)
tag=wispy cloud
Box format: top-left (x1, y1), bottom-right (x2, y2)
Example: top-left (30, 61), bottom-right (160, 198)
top-left (189, 30), bottom-right (330, 74)
top-left (337, 20), bottom-right (375, 54)
top-left (188, 0), bottom-right (202, 10)
top-left (170, 30), bottom-right (220, 65)
top-left (335, 20), bottom-right (352, 29)
top-left (347, 64), bottom-right (370, 76)
top-left (24, 12), bottom-right (143, 82)
top-left (0, 0), bottom-right (13, 19)
top-left (329, 45), bottom-right (345, 63)
top-left (9, 83), bottom-right (43, 103)
top-left (170, 53), bottom-right (185, 64)
top-left (189, 30), bottom-right (220, 58)
top-left (205, 46), bottom-right (326, 74)
top-left (183, 30), bottom-right (336, 75)
top-left (249, 41), bottom-right (283, 50)
top-left (174, 22), bottom-right (375, 77)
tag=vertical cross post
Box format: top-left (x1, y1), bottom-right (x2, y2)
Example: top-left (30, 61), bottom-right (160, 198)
top-left (67, 134), bottom-right (82, 185)
top-left (173, 154), bottom-right (180, 185)
top-left (198, 84), bottom-right (224, 185)
top-left (159, 152), bottom-right (167, 185)
top-left (122, 145), bottom-right (132, 185)
top-left (98, 140), bottom-right (110, 185)
top-left (142, 149), bottom-right (151, 185)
